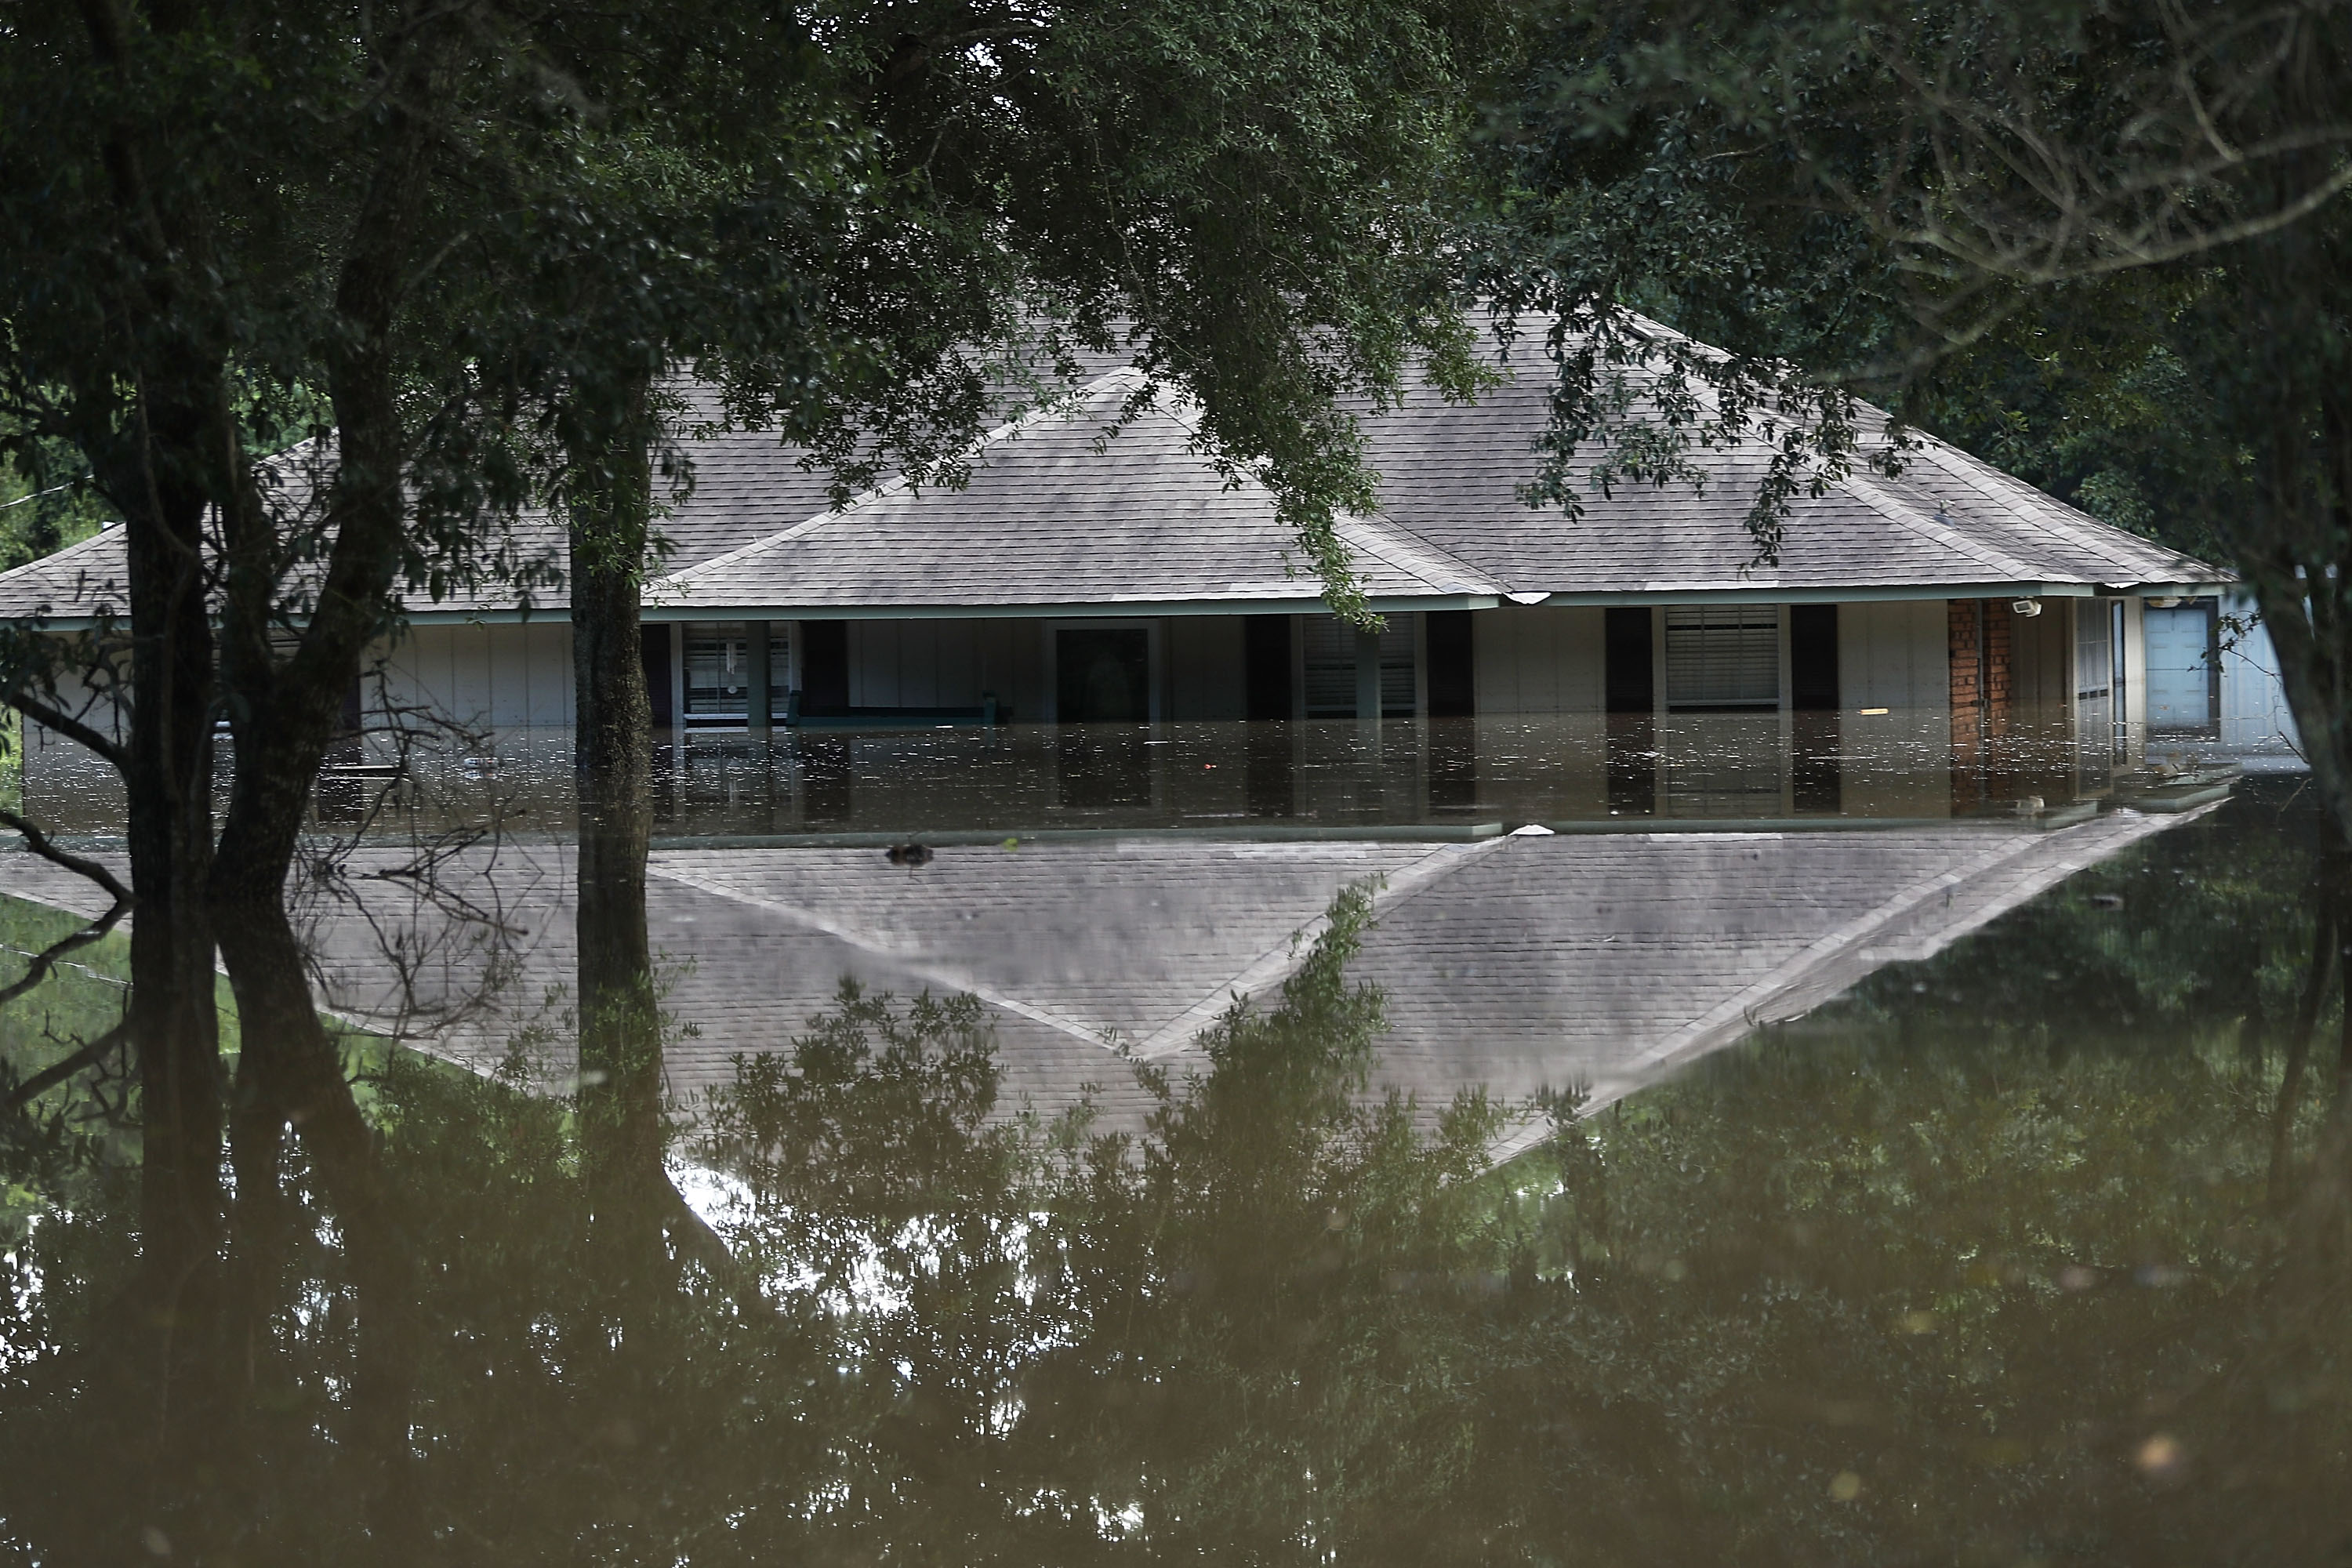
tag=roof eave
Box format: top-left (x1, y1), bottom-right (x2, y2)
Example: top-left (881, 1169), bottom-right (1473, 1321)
top-left (1522, 579), bottom-right (2233, 607)
top-left (640, 593), bottom-right (1503, 622)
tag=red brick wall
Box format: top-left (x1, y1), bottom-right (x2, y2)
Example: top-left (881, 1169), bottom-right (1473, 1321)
top-left (1983, 605), bottom-right (2013, 732)
top-left (1951, 599), bottom-right (2019, 812)
top-left (1949, 599), bottom-right (1983, 715)
top-left (1948, 600), bottom-right (2016, 732)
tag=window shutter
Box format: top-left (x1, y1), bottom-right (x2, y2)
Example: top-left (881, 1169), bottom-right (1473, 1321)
top-left (1301, 615), bottom-right (1355, 717)
top-left (1664, 606), bottom-right (1780, 709)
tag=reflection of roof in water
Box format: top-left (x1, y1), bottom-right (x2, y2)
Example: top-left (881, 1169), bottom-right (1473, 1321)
top-left (0, 808), bottom-right (2210, 1144)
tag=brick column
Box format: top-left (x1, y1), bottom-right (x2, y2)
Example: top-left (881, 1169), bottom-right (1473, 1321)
top-left (1950, 600), bottom-right (1984, 811)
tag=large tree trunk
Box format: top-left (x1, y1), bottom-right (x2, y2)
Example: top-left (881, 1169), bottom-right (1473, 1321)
top-left (71, 0), bottom-right (232, 1439)
top-left (115, 436), bottom-right (226, 1407)
top-left (61, 390), bottom-right (233, 1458)
top-left (2221, 212), bottom-right (2352, 855)
top-left (200, 50), bottom-right (445, 1537)
top-left (568, 369), bottom-right (669, 1224)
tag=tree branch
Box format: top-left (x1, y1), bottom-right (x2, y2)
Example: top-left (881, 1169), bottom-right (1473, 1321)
top-left (0, 808), bottom-right (132, 908)
top-left (0, 894), bottom-right (127, 1011)
top-left (5, 690), bottom-right (129, 774)
top-left (2, 1018), bottom-right (130, 1114)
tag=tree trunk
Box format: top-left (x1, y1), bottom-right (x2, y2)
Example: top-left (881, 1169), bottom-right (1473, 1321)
top-left (78, 392), bottom-right (231, 1449)
top-left (200, 66), bottom-right (445, 1534)
top-left (568, 368), bottom-right (669, 1220)
top-left (2270, 877), bottom-right (2338, 1207)
top-left (70, 0), bottom-right (233, 1436)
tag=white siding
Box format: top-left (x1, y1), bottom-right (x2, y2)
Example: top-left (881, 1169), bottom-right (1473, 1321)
top-left (2119, 595), bottom-right (2147, 731)
top-left (1472, 606), bottom-right (1606, 715)
top-left (2216, 590), bottom-right (2302, 750)
top-left (372, 621), bottom-right (574, 737)
top-left (1838, 601), bottom-right (1949, 715)
top-left (840, 618), bottom-right (1045, 716)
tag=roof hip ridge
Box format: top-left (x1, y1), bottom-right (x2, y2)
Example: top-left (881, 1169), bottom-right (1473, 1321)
top-left (662, 367), bottom-right (1153, 589)
top-left (1341, 510), bottom-right (1508, 596)
top-left (1836, 463), bottom-right (2049, 582)
top-left (1895, 433), bottom-right (2213, 575)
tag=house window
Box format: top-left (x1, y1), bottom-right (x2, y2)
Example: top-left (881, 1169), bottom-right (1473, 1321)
top-left (1301, 614), bottom-right (1415, 718)
top-left (2076, 598), bottom-right (2126, 768)
top-left (683, 622), bottom-right (786, 719)
top-left (1664, 605), bottom-right (1780, 710)
top-left (2074, 604), bottom-right (2113, 702)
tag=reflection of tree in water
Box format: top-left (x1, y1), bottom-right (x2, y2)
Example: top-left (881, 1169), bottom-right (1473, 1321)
top-left (5, 796), bottom-right (2352, 1562)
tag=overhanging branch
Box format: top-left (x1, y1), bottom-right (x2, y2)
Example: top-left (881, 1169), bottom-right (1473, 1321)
top-left (2, 1018), bottom-right (130, 1114)
top-left (5, 691), bottom-right (129, 774)
top-left (0, 808), bottom-right (132, 908)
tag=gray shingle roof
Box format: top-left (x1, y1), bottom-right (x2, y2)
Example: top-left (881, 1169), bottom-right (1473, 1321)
top-left (1352, 350), bottom-right (2225, 599)
top-left (655, 371), bottom-right (1502, 615)
top-left (0, 323), bottom-right (2230, 627)
top-left (0, 435), bottom-right (572, 624)
top-left (0, 527), bottom-right (132, 623)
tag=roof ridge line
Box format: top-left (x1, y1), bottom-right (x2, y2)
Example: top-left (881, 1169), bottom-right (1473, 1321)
top-left (1130, 836), bottom-right (1515, 1058)
top-left (1896, 434), bottom-right (2210, 576)
top-left (661, 367), bottom-right (1149, 589)
top-left (0, 524), bottom-right (125, 586)
top-left (1837, 463), bottom-right (2046, 581)
top-left (1341, 512), bottom-right (1508, 596)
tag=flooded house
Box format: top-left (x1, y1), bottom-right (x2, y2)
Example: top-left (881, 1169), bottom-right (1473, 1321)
top-left (0, 346), bottom-right (2252, 826)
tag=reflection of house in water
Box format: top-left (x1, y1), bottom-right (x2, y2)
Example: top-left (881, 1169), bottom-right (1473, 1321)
top-left (1, 702), bottom-right (2237, 839)
top-left (0, 807), bottom-right (2215, 1145)
top-left (0, 324), bottom-right (2238, 820)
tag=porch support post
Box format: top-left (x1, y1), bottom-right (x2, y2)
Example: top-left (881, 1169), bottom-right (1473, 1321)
top-left (1355, 623), bottom-right (1383, 732)
top-left (747, 620), bottom-right (772, 739)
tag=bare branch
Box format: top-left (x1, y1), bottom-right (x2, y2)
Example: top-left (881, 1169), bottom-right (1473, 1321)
top-left (0, 892), bottom-right (128, 1011)
top-left (0, 808), bottom-right (132, 908)
top-left (4, 691), bottom-right (129, 775)
top-left (3, 1018), bottom-right (130, 1115)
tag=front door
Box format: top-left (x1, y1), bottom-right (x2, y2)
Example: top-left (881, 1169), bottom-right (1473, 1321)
top-left (2145, 601), bottom-right (2219, 734)
top-left (1057, 629), bottom-right (1151, 723)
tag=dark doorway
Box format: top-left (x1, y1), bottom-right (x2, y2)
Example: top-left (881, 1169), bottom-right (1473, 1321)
top-left (641, 626), bottom-right (674, 730)
top-left (800, 620), bottom-right (849, 715)
top-left (1604, 608), bottom-right (1655, 714)
top-left (1243, 615), bottom-right (1293, 721)
top-left (1790, 604), bottom-right (1838, 711)
top-left (1058, 629), bottom-right (1151, 722)
top-left (1425, 610), bottom-right (1475, 718)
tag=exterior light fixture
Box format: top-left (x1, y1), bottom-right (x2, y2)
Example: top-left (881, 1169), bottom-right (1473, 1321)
top-left (2011, 600), bottom-right (2043, 617)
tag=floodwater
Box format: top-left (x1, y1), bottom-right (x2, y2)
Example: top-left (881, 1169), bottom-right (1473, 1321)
top-left (2, 720), bottom-right (2346, 1564)
top-left (14, 712), bottom-right (2256, 841)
